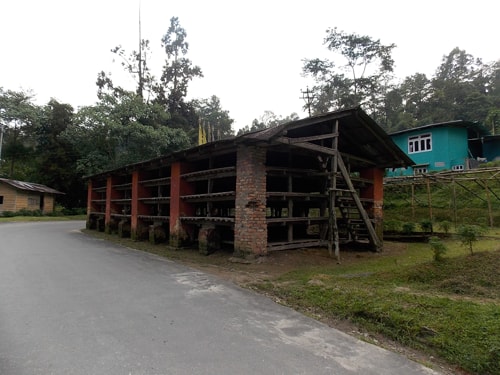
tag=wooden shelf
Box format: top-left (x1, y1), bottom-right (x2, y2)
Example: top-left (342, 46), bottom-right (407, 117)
top-left (139, 197), bottom-right (171, 204)
top-left (112, 183), bottom-right (132, 190)
top-left (181, 191), bottom-right (235, 202)
top-left (140, 177), bottom-right (171, 187)
top-left (137, 215), bottom-right (169, 222)
top-left (181, 167), bottom-right (236, 181)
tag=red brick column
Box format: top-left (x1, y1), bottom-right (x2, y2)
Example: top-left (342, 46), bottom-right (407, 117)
top-left (86, 179), bottom-right (95, 216)
top-left (86, 179), bottom-right (97, 229)
top-left (131, 170), bottom-right (149, 240)
top-left (169, 161), bottom-right (195, 247)
top-left (234, 145), bottom-right (267, 257)
top-left (360, 168), bottom-right (384, 243)
top-left (105, 176), bottom-right (120, 234)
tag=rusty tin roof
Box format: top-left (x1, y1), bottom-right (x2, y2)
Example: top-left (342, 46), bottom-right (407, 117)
top-left (0, 178), bottom-right (64, 194)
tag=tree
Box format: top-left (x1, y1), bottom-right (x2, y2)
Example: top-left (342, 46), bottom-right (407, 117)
top-left (302, 28), bottom-right (396, 121)
top-left (194, 95), bottom-right (234, 140)
top-left (457, 224), bottom-right (485, 255)
top-left (237, 111), bottom-right (299, 135)
top-left (159, 17), bottom-right (203, 129)
top-left (68, 91), bottom-right (191, 176)
top-left (430, 48), bottom-right (488, 123)
top-left (0, 88), bottom-right (39, 179)
top-left (35, 100), bottom-right (85, 208)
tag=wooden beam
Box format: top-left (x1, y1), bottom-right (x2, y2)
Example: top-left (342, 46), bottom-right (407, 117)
top-left (276, 133), bottom-right (338, 144)
top-left (336, 153), bottom-right (382, 251)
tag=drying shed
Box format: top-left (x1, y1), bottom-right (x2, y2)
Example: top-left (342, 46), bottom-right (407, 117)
top-left (0, 178), bottom-right (64, 214)
top-left (86, 107), bottom-right (412, 257)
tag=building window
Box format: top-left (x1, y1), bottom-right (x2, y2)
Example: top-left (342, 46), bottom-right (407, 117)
top-left (414, 167), bottom-right (428, 175)
top-left (0, 196), bottom-right (3, 204)
top-left (408, 133), bottom-right (432, 154)
top-left (452, 165), bottom-right (464, 171)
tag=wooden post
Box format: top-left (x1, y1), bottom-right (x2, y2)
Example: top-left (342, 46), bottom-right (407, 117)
top-left (452, 178), bottom-right (457, 228)
top-left (484, 179), bottom-right (494, 228)
top-left (328, 120), bottom-right (340, 261)
top-left (411, 182), bottom-right (415, 220)
top-left (426, 177), bottom-right (433, 221)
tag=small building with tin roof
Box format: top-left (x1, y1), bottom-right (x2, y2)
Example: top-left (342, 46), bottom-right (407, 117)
top-left (0, 178), bottom-right (64, 214)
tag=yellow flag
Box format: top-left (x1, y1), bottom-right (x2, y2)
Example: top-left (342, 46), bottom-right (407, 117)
top-left (198, 121), bottom-right (207, 145)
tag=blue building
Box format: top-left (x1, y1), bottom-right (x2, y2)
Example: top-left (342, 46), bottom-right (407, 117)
top-left (387, 120), bottom-right (489, 177)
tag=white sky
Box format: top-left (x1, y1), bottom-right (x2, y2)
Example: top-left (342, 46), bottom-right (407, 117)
top-left (1, 0), bottom-right (498, 131)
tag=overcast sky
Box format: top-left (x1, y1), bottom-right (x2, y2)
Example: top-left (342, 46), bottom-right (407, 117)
top-left (1, 0), bottom-right (498, 130)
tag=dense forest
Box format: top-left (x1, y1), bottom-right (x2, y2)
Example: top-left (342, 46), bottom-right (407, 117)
top-left (0, 19), bottom-right (499, 209)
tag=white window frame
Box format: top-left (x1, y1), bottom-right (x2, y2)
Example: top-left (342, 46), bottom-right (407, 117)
top-left (452, 165), bottom-right (464, 171)
top-left (414, 167), bottom-right (428, 175)
top-left (408, 133), bottom-right (432, 154)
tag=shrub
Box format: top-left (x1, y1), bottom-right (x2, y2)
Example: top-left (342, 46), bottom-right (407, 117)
top-left (457, 225), bottom-right (486, 255)
top-left (402, 222), bottom-right (416, 234)
top-left (429, 236), bottom-right (447, 261)
top-left (439, 221), bottom-right (451, 234)
top-left (1, 211), bottom-right (16, 217)
top-left (384, 220), bottom-right (402, 232)
top-left (419, 219), bottom-right (433, 233)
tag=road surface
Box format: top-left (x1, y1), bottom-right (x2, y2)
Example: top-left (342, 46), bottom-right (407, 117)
top-left (0, 221), bottom-right (440, 374)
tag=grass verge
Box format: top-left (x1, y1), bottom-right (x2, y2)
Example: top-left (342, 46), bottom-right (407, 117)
top-left (0, 215), bottom-right (87, 223)
top-left (252, 241), bottom-right (500, 375)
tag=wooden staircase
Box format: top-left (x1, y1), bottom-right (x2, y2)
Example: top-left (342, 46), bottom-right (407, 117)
top-left (336, 194), bottom-right (370, 242)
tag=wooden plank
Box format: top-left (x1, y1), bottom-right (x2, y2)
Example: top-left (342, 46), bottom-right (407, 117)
top-left (267, 240), bottom-right (328, 251)
top-left (336, 153), bottom-right (382, 250)
top-left (277, 133), bottom-right (338, 144)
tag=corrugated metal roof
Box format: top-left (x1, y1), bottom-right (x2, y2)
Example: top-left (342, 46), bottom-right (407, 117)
top-left (0, 178), bottom-right (64, 194)
top-left (389, 120), bottom-right (489, 137)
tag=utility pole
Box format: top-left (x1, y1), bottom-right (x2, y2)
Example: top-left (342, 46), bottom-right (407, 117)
top-left (300, 87), bottom-right (315, 117)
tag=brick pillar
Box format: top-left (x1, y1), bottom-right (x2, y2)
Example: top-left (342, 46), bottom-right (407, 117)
top-left (86, 179), bottom-right (96, 229)
top-left (105, 176), bottom-right (120, 234)
top-left (234, 145), bottom-right (267, 257)
top-left (169, 161), bottom-right (195, 247)
top-left (360, 168), bottom-right (384, 243)
top-left (131, 170), bottom-right (149, 240)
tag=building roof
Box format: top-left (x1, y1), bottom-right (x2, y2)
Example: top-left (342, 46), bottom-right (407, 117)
top-left (389, 120), bottom-right (489, 138)
top-left (0, 178), bottom-right (64, 194)
top-left (241, 106), bottom-right (414, 168)
top-left (88, 106), bottom-right (413, 179)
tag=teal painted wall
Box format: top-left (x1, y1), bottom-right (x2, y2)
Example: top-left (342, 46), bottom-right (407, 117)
top-left (387, 127), bottom-right (469, 176)
top-left (484, 139), bottom-right (500, 161)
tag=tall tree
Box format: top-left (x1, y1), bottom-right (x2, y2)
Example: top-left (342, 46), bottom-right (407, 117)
top-left (430, 48), bottom-right (483, 122)
top-left (35, 100), bottom-right (85, 208)
top-left (302, 27), bottom-right (396, 122)
top-left (0, 88), bottom-right (39, 179)
top-left (68, 91), bottom-right (191, 176)
top-left (159, 17), bottom-right (203, 129)
top-left (194, 95), bottom-right (234, 140)
top-left (237, 111), bottom-right (299, 135)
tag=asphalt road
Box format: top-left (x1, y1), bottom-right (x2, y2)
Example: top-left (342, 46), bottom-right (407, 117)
top-left (0, 221), bottom-right (441, 375)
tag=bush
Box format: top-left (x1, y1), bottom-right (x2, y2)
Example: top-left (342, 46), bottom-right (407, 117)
top-left (419, 219), bottom-right (433, 233)
top-left (61, 207), bottom-right (86, 216)
top-left (1, 211), bottom-right (16, 217)
top-left (429, 236), bottom-right (447, 261)
top-left (402, 222), bottom-right (416, 234)
top-left (457, 225), bottom-right (486, 255)
top-left (384, 220), bottom-right (402, 232)
top-left (439, 221), bottom-right (452, 234)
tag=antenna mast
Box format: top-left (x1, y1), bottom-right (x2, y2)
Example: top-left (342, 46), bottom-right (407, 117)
top-left (137, 1), bottom-right (144, 98)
